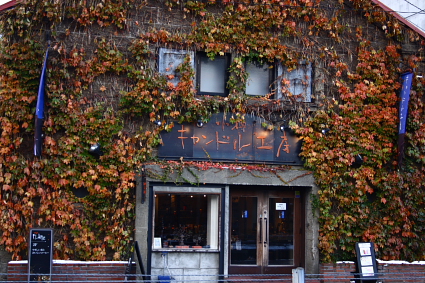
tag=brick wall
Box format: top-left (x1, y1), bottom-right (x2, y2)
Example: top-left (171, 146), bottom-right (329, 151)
top-left (320, 261), bottom-right (356, 282)
top-left (8, 260), bottom-right (425, 282)
top-left (320, 261), bottom-right (425, 283)
top-left (7, 260), bottom-right (135, 282)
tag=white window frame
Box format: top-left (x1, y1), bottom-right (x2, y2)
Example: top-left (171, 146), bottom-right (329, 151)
top-left (158, 48), bottom-right (195, 88)
top-left (276, 61), bottom-right (313, 102)
top-left (152, 186), bottom-right (221, 250)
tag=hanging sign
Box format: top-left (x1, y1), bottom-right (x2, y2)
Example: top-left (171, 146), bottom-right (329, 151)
top-left (398, 72), bottom-right (413, 135)
top-left (158, 113), bottom-right (303, 165)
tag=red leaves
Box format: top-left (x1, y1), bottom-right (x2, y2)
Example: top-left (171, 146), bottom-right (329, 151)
top-left (298, 43), bottom-right (425, 262)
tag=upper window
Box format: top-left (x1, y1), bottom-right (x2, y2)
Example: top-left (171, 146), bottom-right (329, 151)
top-left (276, 62), bottom-right (313, 102)
top-left (245, 62), bottom-right (274, 96)
top-left (153, 186), bottom-right (221, 250)
top-left (158, 48), bottom-right (313, 101)
top-left (196, 52), bottom-right (230, 96)
top-left (158, 48), bottom-right (195, 87)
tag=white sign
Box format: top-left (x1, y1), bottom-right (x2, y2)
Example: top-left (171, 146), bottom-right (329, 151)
top-left (360, 256), bottom-right (373, 266)
top-left (276, 203), bottom-right (286, 210)
top-left (361, 266), bottom-right (375, 276)
top-left (358, 243), bottom-right (371, 248)
top-left (359, 247), bottom-right (371, 256)
top-left (153, 237), bottom-right (162, 249)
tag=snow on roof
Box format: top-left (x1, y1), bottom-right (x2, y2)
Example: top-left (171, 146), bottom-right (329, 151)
top-left (372, 0), bottom-right (425, 38)
top-left (0, 0), bottom-right (15, 11)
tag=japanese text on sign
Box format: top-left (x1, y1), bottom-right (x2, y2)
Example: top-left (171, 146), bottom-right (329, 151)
top-left (158, 113), bottom-right (303, 165)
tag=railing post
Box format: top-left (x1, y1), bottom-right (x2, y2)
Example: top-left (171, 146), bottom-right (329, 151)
top-left (292, 267), bottom-right (305, 283)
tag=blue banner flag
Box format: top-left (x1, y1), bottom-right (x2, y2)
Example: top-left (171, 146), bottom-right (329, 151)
top-left (397, 72), bottom-right (413, 167)
top-left (34, 48), bottom-right (49, 156)
top-left (398, 72), bottom-right (413, 135)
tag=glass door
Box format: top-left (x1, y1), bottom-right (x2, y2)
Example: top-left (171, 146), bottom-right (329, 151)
top-left (267, 195), bottom-right (294, 268)
top-left (229, 188), bottom-right (303, 274)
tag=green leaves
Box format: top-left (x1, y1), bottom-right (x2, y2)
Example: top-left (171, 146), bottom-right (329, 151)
top-left (0, 0), bottom-right (424, 264)
top-left (299, 45), bottom-right (425, 262)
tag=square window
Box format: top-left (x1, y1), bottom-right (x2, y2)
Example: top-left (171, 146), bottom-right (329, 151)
top-left (196, 53), bottom-right (230, 96)
top-left (153, 188), bottom-right (220, 250)
top-left (158, 48), bottom-right (195, 87)
top-left (245, 62), bottom-right (273, 96)
top-left (276, 62), bottom-right (313, 102)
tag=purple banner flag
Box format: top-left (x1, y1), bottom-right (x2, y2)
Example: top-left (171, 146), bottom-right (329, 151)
top-left (398, 72), bottom-right (413, 134)
top-left (397, 72), bottom-right (413, 166)
top-left (34, 49), bottom-right (49, 156)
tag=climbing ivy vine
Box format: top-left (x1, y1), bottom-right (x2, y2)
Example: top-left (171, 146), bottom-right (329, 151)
top-left (0, 0), bottom-right (424, 263)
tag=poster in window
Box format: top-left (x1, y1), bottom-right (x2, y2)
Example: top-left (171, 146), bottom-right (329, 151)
top-left (276, 203), bottom-right (287, 210)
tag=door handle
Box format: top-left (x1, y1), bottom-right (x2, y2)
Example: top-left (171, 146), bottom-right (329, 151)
top-left (264, 217), bottom-right (268, 246)
top-left (259, 217), bottom-right (262, 243)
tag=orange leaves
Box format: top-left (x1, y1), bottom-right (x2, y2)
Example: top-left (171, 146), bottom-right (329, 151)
top-left (58, 179), bottom-right (69, 186)
top-left (2, 184), bottom-right (11, 191)
top-left (298, 40), bottom-right (425, 261)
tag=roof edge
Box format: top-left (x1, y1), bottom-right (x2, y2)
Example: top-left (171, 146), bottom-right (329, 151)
top-left (0, 0), bottom-right (16, 11)
top-left (371, 0), bottom-right (425, 39)
top-left (0, 0), bottom-right (423, 39)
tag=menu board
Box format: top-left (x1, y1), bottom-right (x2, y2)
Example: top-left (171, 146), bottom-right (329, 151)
top-left (28, 228), bottom-right (53, 283)
top-left (355, 242), bottom-right (378, 281)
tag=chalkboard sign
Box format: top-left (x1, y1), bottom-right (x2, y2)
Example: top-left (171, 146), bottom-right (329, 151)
top-left (355, 242), bottom-right (378, 282)
top-left (28, 228), bottom-right (53, 283)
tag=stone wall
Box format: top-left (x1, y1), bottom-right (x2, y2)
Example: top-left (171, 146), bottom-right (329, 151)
top-left (0, 248), bottom-right (11, 281)
top-left (151, 251), bottom-right (220, 283)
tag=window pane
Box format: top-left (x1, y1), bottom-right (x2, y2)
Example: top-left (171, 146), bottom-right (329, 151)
top-left (276, 63), bottom-right (312, 102)
top-left (154, 193), bottom-right (218, 248)
top-left (268, 198), bottom-right (294, 265)
top-left (246, 63), bottom-right (270, 96)
top-left (230, 196), bottom-right (258, 265)
top-left (158, 48), bottom-right (195, 87)
top-left (200, 56), bottom-right (226, 94)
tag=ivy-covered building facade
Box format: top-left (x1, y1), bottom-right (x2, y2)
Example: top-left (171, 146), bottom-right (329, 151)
top-left (138, 116), bottom-right (319, 279)
top-left (1, 0), bottom-right (425, 281)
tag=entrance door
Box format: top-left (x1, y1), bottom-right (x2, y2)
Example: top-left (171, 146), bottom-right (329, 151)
top-left (229, 188), bottom-right (304, 274)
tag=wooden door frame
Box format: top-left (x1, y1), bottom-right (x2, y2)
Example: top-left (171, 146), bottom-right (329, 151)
top-left (228, 186), bottom-right (305, 274)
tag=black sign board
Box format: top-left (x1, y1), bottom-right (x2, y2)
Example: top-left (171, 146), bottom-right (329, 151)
top-left (28, 228), bottom-right (53, 283)
top-left (355, 242), bottom-right (378, 282)
top-left (158, 113), bottom-right (303, 165)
